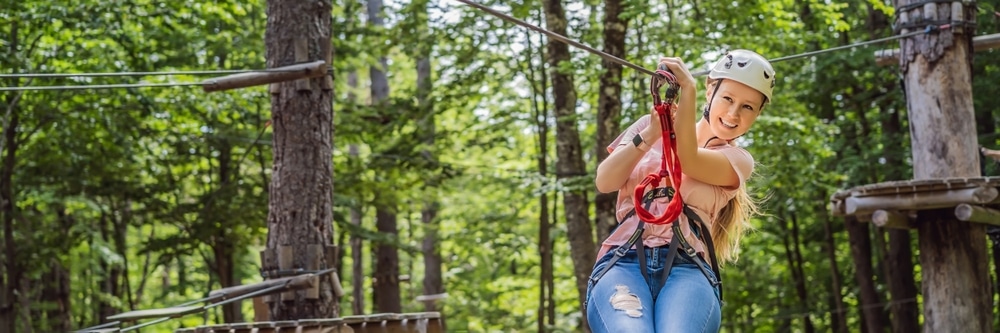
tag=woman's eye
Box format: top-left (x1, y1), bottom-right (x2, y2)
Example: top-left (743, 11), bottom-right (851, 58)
top-left (723, 96), bottom-right (733, 102)
top-left (742, 105), bottom-right (755, 111)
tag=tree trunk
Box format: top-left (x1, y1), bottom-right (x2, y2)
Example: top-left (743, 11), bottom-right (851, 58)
top-left (894, 1), bottom-right (990, 331)
top-left (211, 142), bottom-right (243, 323)
top-left (594, 0), bottom-right (627, 243)
top-left (541, 0), bottom-right (596, 327)
top-left (347, 71), bottom-right (365, 316)
top-left (878, 101), bottom-right (920, 333)
top-left (523, 18), bottom-right (556, 331)
top-left (845, 216), bottom-right (888, 332)
top-left (819, 195), bottom-right (848, 333)
top-left (1, 17), bottom-right (20, 333)
top-left (413, 3), bottom-right (444, 312)
top-left (781, 211), bottom-right (815, 333)
top-left (264, 0), bottom-right (336, 320)
top-left (373, 208), bottom-right (401, 313)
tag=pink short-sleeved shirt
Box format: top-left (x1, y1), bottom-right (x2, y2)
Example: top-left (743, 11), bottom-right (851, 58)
top-left (597, 115), bottom-right (754, 261)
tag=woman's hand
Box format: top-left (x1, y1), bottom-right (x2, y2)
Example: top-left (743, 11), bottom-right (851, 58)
top-left (639, 103), bottom-right (678, 142)
top-left (658, 57), bottom-right (696, 90)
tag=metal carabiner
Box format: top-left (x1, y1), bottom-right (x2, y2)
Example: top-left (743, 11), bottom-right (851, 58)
top-left (650, 64), bottom-right (681, 106)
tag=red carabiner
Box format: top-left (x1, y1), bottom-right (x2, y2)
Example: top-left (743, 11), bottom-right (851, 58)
top-left (632, 67), bottom-right (684, 225)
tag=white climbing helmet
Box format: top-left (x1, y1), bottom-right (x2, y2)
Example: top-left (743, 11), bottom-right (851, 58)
top-left (708, 49), bottom-right (776, 104)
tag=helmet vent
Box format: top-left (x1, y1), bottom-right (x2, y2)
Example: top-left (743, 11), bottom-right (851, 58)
top-left (737, 61), bottom-right (748, 68)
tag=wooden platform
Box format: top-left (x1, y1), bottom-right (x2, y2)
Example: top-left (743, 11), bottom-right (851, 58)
top-left (830, 177), bottom-right (1000, 228)
top-left (172, 312), bottom-right (444, 333)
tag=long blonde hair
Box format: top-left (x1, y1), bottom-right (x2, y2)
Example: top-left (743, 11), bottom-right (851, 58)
top-left (709, 168), bottom-right (760, 265)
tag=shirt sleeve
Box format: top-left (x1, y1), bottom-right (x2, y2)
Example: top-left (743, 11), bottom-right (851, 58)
top-left (607, 115), bottom-right (651, 154)
top-left (716, 146), bottom-right (755, 191)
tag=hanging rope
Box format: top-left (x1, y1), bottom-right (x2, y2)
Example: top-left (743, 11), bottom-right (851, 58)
top-left (632, 66), bottom-right (685, 224)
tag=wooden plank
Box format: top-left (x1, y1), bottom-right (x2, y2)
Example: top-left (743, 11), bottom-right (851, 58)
top-left (955, 204), bottom-right (1000, 226)
top-left (844, 186), bottom-right (998, 216)
top-left (106, 306), bottom-right (202, 321)
top-left (201, 60), bottom-right (327, 92)
top-left (306, 244), bottom-right (322, 299)
top-left (278, 246), bottom-right (295, 301)
top-left (294, 38), bottom-right (313, 92)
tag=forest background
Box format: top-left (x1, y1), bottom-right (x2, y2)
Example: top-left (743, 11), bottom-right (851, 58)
top-left (2, 0), bottom-right (1000, 332)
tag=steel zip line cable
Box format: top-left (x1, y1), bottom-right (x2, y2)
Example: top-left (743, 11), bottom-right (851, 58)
top-left (452, 0), bottom-right (662, 77)
top-left (452, 0), bottom-right (952, 76)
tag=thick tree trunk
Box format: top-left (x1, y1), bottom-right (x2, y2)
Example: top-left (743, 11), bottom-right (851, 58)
top-left (373, 208), bottom-right (401, 313)
top-left (264, 0), bottom-right (336, 320)
top-left (541, 1), bottom-right (596, 327)
top-left (594, 0), bottom-right (627, 243)
top-left (894, 1), bottom-right (989, 331)
top-left (845, 216), bottom-right (887, 332)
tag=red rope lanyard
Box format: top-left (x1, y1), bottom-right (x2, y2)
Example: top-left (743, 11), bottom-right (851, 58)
top-left (632, 67), bottom-right (684, 225)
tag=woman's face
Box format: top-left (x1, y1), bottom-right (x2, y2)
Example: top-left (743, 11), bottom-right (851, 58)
top-left (704, 80), bottom-right (765, 140)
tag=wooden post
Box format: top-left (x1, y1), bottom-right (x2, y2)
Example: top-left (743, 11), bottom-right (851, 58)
top-left (894, 0), bottom-right (990, 331)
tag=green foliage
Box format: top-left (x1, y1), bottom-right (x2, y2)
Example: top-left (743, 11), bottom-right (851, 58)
top-left (4, 0), bottom-right (1000, 332)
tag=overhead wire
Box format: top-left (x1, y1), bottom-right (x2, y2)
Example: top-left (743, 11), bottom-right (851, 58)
top-left (0, 67), bottom-right (334, 92)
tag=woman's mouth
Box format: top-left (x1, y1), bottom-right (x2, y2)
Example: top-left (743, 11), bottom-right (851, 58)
top-left (720, 118), bottom-right (738, 129)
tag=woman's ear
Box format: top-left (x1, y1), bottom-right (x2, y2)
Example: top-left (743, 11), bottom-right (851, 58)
top-left (705, 79), bottom-right (716, 101)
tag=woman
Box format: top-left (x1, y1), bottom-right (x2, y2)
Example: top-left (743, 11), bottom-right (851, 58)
top-left (587, 49), bottom-right (774, 332)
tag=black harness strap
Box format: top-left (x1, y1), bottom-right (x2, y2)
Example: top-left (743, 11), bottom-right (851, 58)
top-left (589, 188), bottom-right (725, 304)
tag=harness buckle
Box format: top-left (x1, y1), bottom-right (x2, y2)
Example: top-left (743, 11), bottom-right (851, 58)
top-left (614, 246), bottom-right (629, 257)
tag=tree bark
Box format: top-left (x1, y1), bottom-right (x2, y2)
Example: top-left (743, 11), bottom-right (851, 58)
top-left (594, 0), bottom-right (627, 244)
top-left (894, 1), bottom-right (990, 332)
top-left (541, 0), bottom-right (596, 328)
top-left (213, 141), bottom-right (242, 323)
top-left (264, 0), bottom-right (336, 320)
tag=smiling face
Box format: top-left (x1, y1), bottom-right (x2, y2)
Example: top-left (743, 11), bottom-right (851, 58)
top-left (704, 79), bottom-right (766, 140)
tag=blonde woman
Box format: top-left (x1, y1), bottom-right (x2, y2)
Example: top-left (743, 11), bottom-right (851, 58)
top-left (588, 50), bottom-right (774, 333)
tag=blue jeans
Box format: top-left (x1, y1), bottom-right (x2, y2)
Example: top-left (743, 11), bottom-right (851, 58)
top-left (586, 245), bottom-right (721, 333)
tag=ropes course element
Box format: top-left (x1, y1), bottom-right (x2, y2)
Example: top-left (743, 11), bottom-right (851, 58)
top-left (0, 67), bottom-right (334, 79)
top-left (632, 65), bottom-right (685, 224)
top-left (0, 82), bottom-right (203, 91)
top-left (0, 61), bottom-right (331, 92)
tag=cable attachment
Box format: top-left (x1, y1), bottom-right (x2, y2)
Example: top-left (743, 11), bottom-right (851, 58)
top-left (633, 66), bottom-right (685, 225)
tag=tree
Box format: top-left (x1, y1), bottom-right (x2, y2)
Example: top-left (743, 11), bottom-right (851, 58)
top-left (893, 0), bottom-right (989, 331)
top-left (594, 0), bottom-right (627, 245)
top-left (264, 0), bottom-right (337, 320)
top-left (541, 0), bottom-right (596, 327)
